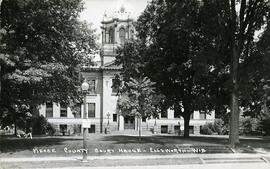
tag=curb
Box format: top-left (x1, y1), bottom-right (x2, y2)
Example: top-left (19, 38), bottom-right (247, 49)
top-left (0, 153), bottom-right (269, 162)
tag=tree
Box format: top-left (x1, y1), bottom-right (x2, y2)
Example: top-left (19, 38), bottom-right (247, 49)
top-left (199, 0), bottom-right (270, 146)
top-left (117, 77), bottom-right (160, 140)
top-left (0, 0), bottom-right (97, 132)
top-left (118, 0), bottom-right (216, 137)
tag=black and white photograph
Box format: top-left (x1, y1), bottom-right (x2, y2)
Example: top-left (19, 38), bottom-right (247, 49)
top-left (0, 0), bottom-right (270, 169)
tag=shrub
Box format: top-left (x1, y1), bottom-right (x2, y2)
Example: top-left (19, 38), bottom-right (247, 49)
top-left (259, 111), bottom-right (270, 135)
top-left (32, 115), bottom-right (55, 135)
top-left (200, 124), bottom-right (213, 135)
top-left (239, 116), bottom-right (260, 135)
top-left (200, 119), bottom-right (226, 135)
top-left (212, 119), bottom-right (224, 134)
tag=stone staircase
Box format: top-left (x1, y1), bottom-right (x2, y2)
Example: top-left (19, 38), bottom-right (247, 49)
top-left (110, 129), bottom-right (152, 135)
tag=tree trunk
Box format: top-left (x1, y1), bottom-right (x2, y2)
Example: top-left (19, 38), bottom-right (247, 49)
top-left (183, 114), bottom-right (190, 138)
top-left (229, 46), bottom-right (240, 146)
top-left (0, 65), bottom-right (1, 104)
top-left (14, 120), bottom-right (17, 136)
top-left (138, 117), bottom-right (141, 141)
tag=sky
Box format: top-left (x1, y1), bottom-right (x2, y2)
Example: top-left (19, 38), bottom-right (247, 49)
top-left (80, 0), bottom-right (150, 39)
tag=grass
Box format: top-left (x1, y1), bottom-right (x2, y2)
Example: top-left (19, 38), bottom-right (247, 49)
top-left (0, 134), bottom-right (269, 158)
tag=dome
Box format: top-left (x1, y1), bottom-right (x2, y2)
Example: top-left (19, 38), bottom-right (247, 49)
top-left (102, 3), bottom-right (134, 22)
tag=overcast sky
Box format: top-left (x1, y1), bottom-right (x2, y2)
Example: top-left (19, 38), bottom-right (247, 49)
top-left (80, 0), bottom-right (150, 39)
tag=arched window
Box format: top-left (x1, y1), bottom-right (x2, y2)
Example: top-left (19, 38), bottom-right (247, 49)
top-left (102, 30), bottom-right (105, 43)
top-left (119, 28), bottom-right (126, 44)
top-left (109, 28), bottom-right (115, 43)
top-left (105, 29), bottom-right (109, 43)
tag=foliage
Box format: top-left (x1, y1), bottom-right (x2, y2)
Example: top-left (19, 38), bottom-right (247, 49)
top-left (32, 115), bottom-right (55, 135)
top-left (116, 77), bottom-right (161, 139)
top-left (259, 110), bottom-right (270, 135)
top-left (200, 124), bottom-right (213, 135)
top-left (116, 0), bottom-right (218, 138)
top-left (239, 116), bottom-right (260, 135)
top-left (200, 119), bottom-right (227, 135)
top-left (199, 0), bottom-right (270, 145)
top-left (117, 77), bottom-right (159, 118)
top-left (0, 0), bottom-right (97, 131)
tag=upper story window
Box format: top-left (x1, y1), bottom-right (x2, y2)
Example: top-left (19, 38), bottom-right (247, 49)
top-left (200, 111), bottom-right (206, 120)
top-left (161, 110), bottom-right (167, 118)
top-left (109, 27), bottom-right (115, 43)
top-left (190, 112), bottom-right (194, 119)
top-left (60, 102), bottom-right (67, 117)
top-left (105, 29), bottom-right (109, 43)
top-left (142, 116), bottom-right (147, 122)
top-left (88, 79), bottom-right (96, 94)
top-left (88, 103), bottom-right (95, 118)
top-left (46, 102), bottom-right (53, 118)
top-left (111, 78), bottom-right (119, 94)
top-left (119, 28), bottom-right (126, 44)
top-left (102, 30), bottom-right (105, 43)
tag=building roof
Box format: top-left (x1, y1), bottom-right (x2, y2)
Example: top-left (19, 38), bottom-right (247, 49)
top-left (101, 60), bottom-right (122, 70)
top-left (102, 4), bottom-right (134, 24)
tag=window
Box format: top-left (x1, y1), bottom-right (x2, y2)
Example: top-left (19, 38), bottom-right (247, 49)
top-left (60, 124), bottom-right (67, 135)
top-left (87, 79), bottom-right (96, 93)
top-left (46, 102), bottom-right (53, 117)
top-left (88, 103), bottom-right (95, 118)
top-left (161, 125), bottom-right (168, 134)
top-left (161, 110), bottom-right (167, 118)
top-left (119, 28), bottom-right (125, 44)
top-left (88, 125), bottom-right (95, 133)
top-left (124, 118), bottom-right (128, 123)
top-left (113, 114), bottom-right (117, 122)
top-left (105, 29), bottom-right (109, 43)
top-left (142, 117), bottom-right (146, 122)
top-left (111, 79), bottom-right (119, 94)
top-left (190, 112), bottom-right (194, 119)
top-left (109, 28), bottom-right (115, 43)
top-left (189, 126), bottom-right (194, 134)
top-left (102, 31), bottom-right (105, 43)
top-left (60, 103), bottom-right (67, 117)
top-left (200, 111), bottom-right (206, 120)
top-left (174, 125), bottom-right (180, 134)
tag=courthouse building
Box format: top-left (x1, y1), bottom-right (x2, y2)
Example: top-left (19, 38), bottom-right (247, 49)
top-left (39, 6), bottom-right (215, 135)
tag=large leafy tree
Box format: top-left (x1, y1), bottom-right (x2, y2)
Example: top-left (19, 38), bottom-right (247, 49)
top-left (117, 1), bottom-right (216, 137)
top-left (117, 0), bottom-right (270, 142)
top-left (199, 0), bottom-right (270, 146)
top-left (0, 0), bottom-right (97, 132)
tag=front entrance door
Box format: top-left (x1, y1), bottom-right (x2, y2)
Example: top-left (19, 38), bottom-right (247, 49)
top-left (124, 116), bottom-right (135, 129)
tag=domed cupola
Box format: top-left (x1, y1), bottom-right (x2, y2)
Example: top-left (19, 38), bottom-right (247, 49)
top-left (100, 4), bottom-right (135, 65)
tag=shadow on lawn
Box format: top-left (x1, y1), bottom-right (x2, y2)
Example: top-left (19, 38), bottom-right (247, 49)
top-left (100, 135), bottom-right (167, 145)
top-left (0, 136), bottom-right (82, 153)
top-left (100, 135), bottom-right (228, 145)
top-left (100, 135), bottom-right (270, 147)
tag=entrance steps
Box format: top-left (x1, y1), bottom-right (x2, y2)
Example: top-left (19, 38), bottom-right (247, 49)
top-left (110, 129), bottom-right (152, 135)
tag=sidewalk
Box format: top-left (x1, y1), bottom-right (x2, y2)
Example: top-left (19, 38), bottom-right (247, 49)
top-left (1, 153), bottom-right (269, 162)
top-left (46, 163), bottom-right (270, 169)
top-left (0, 153), bottom-right (269, 169)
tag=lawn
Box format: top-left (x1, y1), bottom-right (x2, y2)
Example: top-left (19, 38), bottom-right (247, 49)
top-left (0, 134), bottom-right (269, 158)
